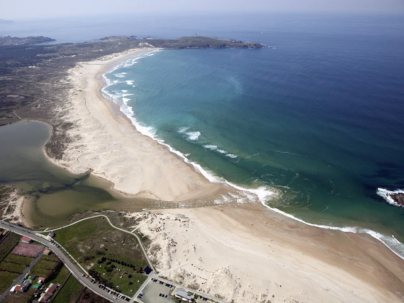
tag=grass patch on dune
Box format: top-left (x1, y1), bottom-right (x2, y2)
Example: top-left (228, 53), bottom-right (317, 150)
top-left (54, 217), bottom-right (148, 295)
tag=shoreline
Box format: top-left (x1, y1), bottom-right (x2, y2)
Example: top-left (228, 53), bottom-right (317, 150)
top-left (45, 48), bottom-right (227, 202)
top-left (133, 203), bottom-right (404, 302)
top-left (8, 47), bottom-right (402, 301)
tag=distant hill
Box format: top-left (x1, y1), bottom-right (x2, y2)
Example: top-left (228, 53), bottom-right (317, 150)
top-left (0, 36), bottom-right (55, 46)
top-left (0, 19), bottom-right (14, 24)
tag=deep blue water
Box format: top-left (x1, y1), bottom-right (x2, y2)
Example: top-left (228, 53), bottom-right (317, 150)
top-left (2, 13), bottom-right (404, 256)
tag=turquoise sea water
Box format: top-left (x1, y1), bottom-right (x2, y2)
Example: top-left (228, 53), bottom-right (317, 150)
top-left (101, 15), bottom-right (404, 258)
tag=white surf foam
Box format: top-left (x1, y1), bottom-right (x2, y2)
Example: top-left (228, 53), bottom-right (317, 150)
top-left (204, 145), bottom-right (218, 150)
top-left (178, 127), bottom-right (189, 133)
top-left (114, 72), bottom-right (127, 78)
top-left (186, 131), bottom-right (201, 141)
top-left (226, 153), bottom-right (238, 158)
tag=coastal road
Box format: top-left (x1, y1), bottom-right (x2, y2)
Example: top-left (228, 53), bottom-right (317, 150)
top-left (0, 220), bottom-right (120, 302)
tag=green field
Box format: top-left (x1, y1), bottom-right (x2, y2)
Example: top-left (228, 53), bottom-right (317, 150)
top-left (0, 270), bottom-right (19, 293)
top-left (51, 274), bottom-right (84, 303)
top-left (91, 260), bottom-right (147, 295)
top-left (53, 217), bottom-right (148, 294)
top-left (0, 254), bottom-right (34, 273)
top-left (30, 254), bottom-right (61, 278)
top-left (0, 232), bottom-right (20, 262)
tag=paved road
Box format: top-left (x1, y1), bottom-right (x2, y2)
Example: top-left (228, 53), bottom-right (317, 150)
top-left (0, 221), bottom-right (119, 302)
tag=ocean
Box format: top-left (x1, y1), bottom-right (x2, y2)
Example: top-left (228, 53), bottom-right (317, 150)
top-left (2, 13), bottom-right (404, 256)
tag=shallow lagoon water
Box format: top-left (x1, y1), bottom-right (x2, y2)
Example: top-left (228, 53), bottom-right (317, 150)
top-left (0, 121), bottom-right (153, 227)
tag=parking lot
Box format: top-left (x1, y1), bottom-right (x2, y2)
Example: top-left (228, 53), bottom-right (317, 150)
top-left (138, 279), bottom-right (176, 303)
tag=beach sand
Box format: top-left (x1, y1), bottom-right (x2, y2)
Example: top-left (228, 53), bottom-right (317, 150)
top-left (50, 48), bottom-right (224, 202)
top-left (133, 204), bottom-right (404, 303)
top-left (47, 49), bottom-right (404, 302)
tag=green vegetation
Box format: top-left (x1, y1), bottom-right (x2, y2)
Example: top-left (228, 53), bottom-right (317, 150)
top-left (30, 253), bottom-right (62, 279)
top-left (52, 274), bottom-right (84, 303)
top-left (144, 36), bottom-right (263, 49)
top-left (0, 270), bottom-right (19, 293)
top-left (0, 232), bottom-right (20, 262)
top-left (76, 288), bottom-right (110, 303)
top-left (55, 217), bottom-right (148, 294)
top-left (0, 254), bottom-right (34, 273)
top-left (47, 265), bottom-right (70, 286)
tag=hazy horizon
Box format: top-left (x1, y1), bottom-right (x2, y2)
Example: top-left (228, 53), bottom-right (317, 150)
top-left (1, 0), bottom-right (403, 20)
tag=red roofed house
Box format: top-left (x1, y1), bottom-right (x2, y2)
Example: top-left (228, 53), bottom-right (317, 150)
top-left (38, 277), bottom-right (46, 284)
top-left (21, 236), bottom-right (33, 244)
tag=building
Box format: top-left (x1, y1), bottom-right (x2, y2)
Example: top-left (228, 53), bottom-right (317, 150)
top-left (38, 277), bottom-right (46, 284)
top-left (48, 232), bottom-right (55, 238)
top-left (143, 265), bottom-right (153, 275)
top-left (174, 289), bottom-right (193, 302)
top-left (38, 293), bottom-right (52, 303)
top-left (20, 236), bottom-right (33, 244)
top-left (43, 249), bottom-right (52, 255)
top-left (10, 285), bottom-right (27, 293)
top-left (45, 283), bottom-right (59, 294)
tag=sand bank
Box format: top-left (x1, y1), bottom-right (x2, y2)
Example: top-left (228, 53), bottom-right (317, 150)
top-left (133, 203), bottom-right (404, 303)
top-left (50, 48), bottom-right (224, 201)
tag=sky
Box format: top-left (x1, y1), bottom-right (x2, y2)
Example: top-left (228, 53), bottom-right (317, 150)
top-left (1, 0), bottom-right (403, 20)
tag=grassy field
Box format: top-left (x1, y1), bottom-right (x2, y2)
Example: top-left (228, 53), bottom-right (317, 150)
top-left (0, 254), bottom-right (34, 273)
top-left (30, 253), bottom-right (61, 278)
top-left (54, 217), bottom-right (148, 294)
top-left (0, 232), bottom-right (20, 262)
top-left (51, 274), bottom-right (85, 303)
top-left (92, 260), bottom-right (147, 295)
top-left (0, 270), bottom-right (19, 293)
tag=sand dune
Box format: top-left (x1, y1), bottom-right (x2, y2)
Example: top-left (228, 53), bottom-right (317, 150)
top-left (133, 204), bottom-right (404, 303)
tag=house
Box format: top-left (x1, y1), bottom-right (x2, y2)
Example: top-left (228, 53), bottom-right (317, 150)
top-left (43, 249), bottom-right (52, 255)
top-left (38, 293), bottom-right (52, 303)
top-left (174, 289), bottom-right (193, 302)
top-left (11, 285), bottom-right (26, 293)
top-left (33, 284), bottom-right (40, 290)
top-left (48, 232), bottom-right (55, 238)
top-left (38, 277), bottom-right (46, 284)
top-left (45, 283), bottom-right (59, 294)
top-left (21, 236), bottom-right (33, 244)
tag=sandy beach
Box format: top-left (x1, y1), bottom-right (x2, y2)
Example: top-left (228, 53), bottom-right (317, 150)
top-left (132, 204), bottom-right (404, 303)
top-left (50, 48), bottom-right (224, 202)
top-left (45, 48), bottom-right (404, 302)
